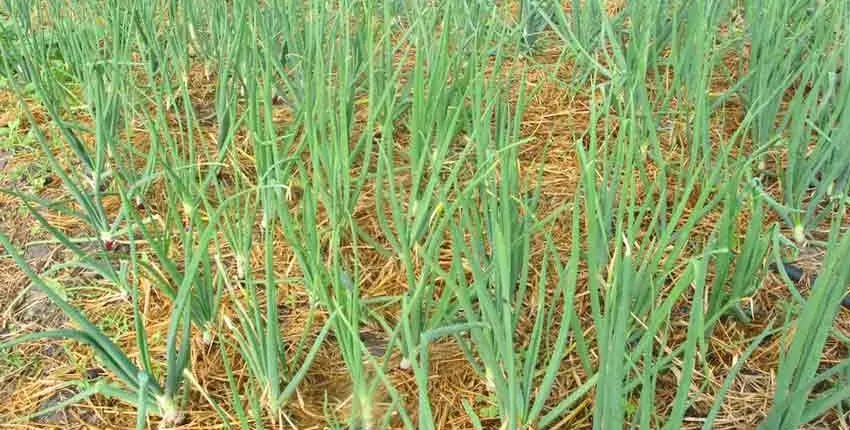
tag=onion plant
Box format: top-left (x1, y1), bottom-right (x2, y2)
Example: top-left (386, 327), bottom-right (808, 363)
top-left (744, 0), bottom-right (850, 242)
top-left (707, 188), bottom-right (770, 324)
top-left (443, 177), bottom-right (583, 429)
top-left (264, 2), bottom-right (397, 427)
top-left (373, 0), bottom-right (478, 371)
top-left (762, 204), bottom-right (850, 429)
top-left (0, 1), bottom-right (130, 266)
top-left (0, 220), bottom-right (198, 427)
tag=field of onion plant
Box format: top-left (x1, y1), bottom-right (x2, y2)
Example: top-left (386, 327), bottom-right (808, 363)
top-left (1, 0), bottom-right (849, 428)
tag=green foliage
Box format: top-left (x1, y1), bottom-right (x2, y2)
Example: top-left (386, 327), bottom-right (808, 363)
top-left (0, 0), bottom-right (849, 429)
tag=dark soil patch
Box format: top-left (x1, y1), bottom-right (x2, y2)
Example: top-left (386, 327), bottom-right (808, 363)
top-left (35, 387), bottom-right (101, 426)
